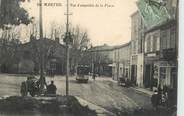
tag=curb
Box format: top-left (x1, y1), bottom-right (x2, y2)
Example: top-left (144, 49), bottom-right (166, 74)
top-left (131, 87), bottom-right (153, 97)
top-left (75, 96), bottom-right (115, 116)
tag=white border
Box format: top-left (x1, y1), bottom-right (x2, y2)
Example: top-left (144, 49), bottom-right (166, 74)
top-left (178, 0), bottom-right (184, 116)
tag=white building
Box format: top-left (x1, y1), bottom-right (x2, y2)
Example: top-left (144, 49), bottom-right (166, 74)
top-left (130, 11), bottom-right (146, 87)
top-left (111, 42), bottom-right (131, 81)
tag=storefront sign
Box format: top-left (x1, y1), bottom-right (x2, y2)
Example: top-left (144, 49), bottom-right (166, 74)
top-left (147, 53), bottom-right (156, 57)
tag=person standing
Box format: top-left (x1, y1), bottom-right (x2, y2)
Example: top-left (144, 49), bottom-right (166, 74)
top-left (92, 73), bottom-right (96, 80)
top-left (47, 81), bottom-right (57, 95)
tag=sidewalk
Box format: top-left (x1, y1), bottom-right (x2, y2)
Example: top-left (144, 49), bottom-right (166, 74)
top-left (109, 78), bottom-right (154, 97)
top-left (76, 96), bottom-right (115, 116)
top-left (132, 87), bottom-right (154, 97)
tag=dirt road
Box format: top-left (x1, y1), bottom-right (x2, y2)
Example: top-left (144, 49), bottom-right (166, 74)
top-left (0, 74), bottom-right (152, 115)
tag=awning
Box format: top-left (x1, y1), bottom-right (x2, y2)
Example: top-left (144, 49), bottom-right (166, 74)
top-left (154, 61), bottom-right (176, 67)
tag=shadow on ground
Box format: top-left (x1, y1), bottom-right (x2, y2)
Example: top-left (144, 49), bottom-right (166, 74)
top-left (69, 79), bottom-right (93, 84)
top-left (0, 96), bottom-right (97, 116)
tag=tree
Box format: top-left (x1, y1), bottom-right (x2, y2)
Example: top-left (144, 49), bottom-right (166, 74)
top-left (49, 22), bottom-right (64, 41)
top-left (70, 25), bottom-right (91, 74)
top-left (29, 18), bottom-right (39, 39)
top-left (0, 0), bottom-right (32, 72)
top-left (0, 29), bottom-right (21, 73)
top-left (0, 0), bottom-right (31, 28)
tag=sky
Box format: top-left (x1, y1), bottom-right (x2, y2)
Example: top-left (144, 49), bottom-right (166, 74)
top-left (21, 0), bottom-right (138, 46)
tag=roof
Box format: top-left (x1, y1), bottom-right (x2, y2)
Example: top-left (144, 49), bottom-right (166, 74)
top-left (88, 44), bottom-right (114, 52)
top-left (20, 38), bottom-right (66, 48)
top-left (18, 38), bottom-right (66, 59)
top-left (130, 11), bottom-right (139, 17)
top-left (113, 42), bottom-right (131, 50)
top-left (88, 42), bottom-right (131, 52)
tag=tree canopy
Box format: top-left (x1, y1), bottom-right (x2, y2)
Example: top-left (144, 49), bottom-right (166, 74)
top-left (0, 0), bottom-right (31, 28)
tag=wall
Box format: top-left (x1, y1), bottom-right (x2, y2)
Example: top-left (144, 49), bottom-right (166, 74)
top-left (112, 43), bottom-right (131, 81)
top-left (136, 53), bottom-right (144, 87)
top-left (130, 11), bottom-right (145, 85)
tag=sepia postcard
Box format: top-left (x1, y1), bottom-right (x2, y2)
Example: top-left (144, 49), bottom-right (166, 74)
top-left (0, 0), bottom-right (181, 116)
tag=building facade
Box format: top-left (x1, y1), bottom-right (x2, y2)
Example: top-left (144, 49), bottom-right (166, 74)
top-left (130, 11), bottom-right (146, 87)
top-left (18, 37), bottom-right (66, 75)
top-left (144, 20), bottom-right (177, 89)
top-left (143, 0), bottom-right (178, 89)
top-left (111, 42), bottom-right (131, 81)
top-left (87, 44), bottom-right (114, 77)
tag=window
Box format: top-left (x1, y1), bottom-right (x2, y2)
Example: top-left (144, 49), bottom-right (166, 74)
top-left (145, 39), bottom-right (147, 53)
top-left (125, 68), bottom-right (128, 78)
top-left (152, 34), bottom-right (160, 52)
top-left (147, 35), bottom-right (151, 52)
top-left (170, 26), bottom-right (176, 49)
top-left (132, 41), bottom-right (137, 54)
top-left (50, 62), bottom-right (56, 70)
top-left (161, 30), bottom-right (167, 49)
top-left (138, 39), bottom-right (142, 53)
top-left (156, 36), bottom-right (160, 51)
top-left (120, 68), bottom-right (122, 74)
top-left (171, 67), bottom-right (177, 88)
top-left (161, 27), bottom-right (176, 50)
top-left (166, 29), bottom-right (171, 48)
top-left (153, 35), bottom-right (157, 52)
top-left (136, 40), bottom-right (138, 54)
top-left (150, 35), bottom-right (153, 52)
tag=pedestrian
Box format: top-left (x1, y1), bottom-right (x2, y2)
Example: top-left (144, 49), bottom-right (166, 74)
top-left (151, 90), bottom-right (159, 110)
top-left (51, 69), bottom-right (55, 78)
top-left (92, 73), bottom-right (96, 80)
top-left (20, 81), bottom-right (28, 96)
top-left (47, 80), bottom-right (57, 95)
top-left (158, 84), bottom-right (162, 94)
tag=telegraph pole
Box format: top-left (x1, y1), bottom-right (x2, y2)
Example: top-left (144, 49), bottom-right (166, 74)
top-left (39, 0), bottom-right (45, 93)
top-left (117, 50), bottom-right (120, 81)
top-left (65, 0), bottom-right (71, 96)
top-left (0, 0), bottom-right (1, 11)
top-left (91, 52), bottom-right (94, 76)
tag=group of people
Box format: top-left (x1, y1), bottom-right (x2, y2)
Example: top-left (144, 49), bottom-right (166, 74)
top-left (21, 74), bottom-right (57, 97)
top-left (92, 73), bottom-right (97, 80)
top-left (151, 85), bottom-right (177, 109)
top-left (34, 75), bottom-right (57, 95)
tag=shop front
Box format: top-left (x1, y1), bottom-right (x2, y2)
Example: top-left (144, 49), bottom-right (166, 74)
top-left (144, 53), bottom-right (159, 88)
top-left (130, 55), bottom-right (137, 85)
top-left (153, 61), bottom-right (177, 89)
